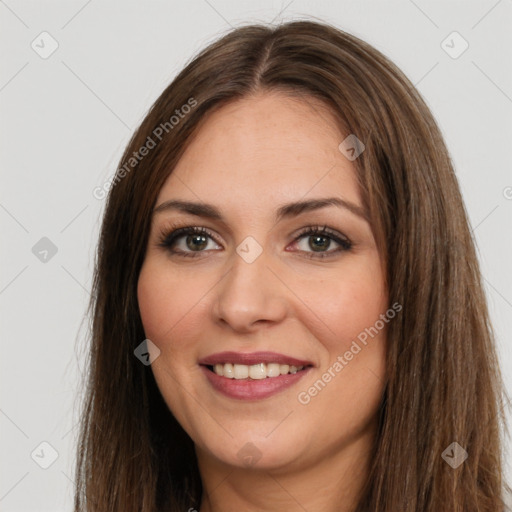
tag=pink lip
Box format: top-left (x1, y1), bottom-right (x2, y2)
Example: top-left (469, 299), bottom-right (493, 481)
top-left (200, 365), bottom-right (312, 401)
top-left (198, 351), bottom-right (312, 367)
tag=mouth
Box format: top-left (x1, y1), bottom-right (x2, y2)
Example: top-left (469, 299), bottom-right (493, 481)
top-left (199, 351), bottom-right (313, 379)
top-left (198, 351), bottom-right (313, 400)
top-left (206, 362), bottom-right (308, 379)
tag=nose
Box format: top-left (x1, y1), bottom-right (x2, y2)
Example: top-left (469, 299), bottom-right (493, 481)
top-left (211, 247), bottom-right (289, 333)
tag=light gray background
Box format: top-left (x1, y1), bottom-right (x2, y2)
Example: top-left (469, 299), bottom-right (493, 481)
top-left (1, 1), bottom-right (511, 510)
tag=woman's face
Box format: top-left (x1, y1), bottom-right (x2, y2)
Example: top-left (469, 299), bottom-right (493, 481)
top-left (137, 91), bottom-right (388, 473)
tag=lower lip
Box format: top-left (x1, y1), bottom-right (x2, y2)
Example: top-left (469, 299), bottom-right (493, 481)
top-left (200, 365), bottom-right (312, 400)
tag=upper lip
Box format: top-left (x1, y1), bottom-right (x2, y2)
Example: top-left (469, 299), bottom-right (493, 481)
top-left (198, 351), bottom-right (313, 367)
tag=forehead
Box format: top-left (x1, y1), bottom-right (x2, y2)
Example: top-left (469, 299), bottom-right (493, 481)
top-left (156, 92), bottom-right (361, 215)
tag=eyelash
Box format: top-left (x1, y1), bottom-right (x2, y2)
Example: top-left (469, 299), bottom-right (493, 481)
top-left (156, 223), bottom-right (353, 260)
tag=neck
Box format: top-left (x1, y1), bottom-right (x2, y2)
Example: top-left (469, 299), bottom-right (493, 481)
top-left (196, 425), bottom-right (375, 512)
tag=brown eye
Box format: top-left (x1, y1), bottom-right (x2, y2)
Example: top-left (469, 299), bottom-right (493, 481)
top-left (185, 233), bottom-right (209, 251)
top-left (293, 225), bottom-right (352, 259)
top-left (158, 226), bottom-right (221, 257)
top-left (308, 234), bottom-right (332, 252)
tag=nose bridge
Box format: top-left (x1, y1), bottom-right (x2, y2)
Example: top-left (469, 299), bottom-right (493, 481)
top-left (212, 240), bottom-right (287, 331)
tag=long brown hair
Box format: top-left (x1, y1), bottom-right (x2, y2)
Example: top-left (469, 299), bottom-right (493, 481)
top-left (74, 19), bottom-right (509, 511)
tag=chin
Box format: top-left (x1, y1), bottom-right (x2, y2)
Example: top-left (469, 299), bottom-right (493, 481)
top-left (198, 427), bottom-right (308, 472)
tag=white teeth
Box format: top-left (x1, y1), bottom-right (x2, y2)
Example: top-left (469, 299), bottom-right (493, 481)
top-left (223, 363), bottom-right (234, 379)
top-left (233, 364), bottom-right (249, 379)
top-left (267, 363), bottom-right (281, 377)
top-left (249, 363), bottom-right (267, 380)
top-left (211, 362), bottom-right (305, 379)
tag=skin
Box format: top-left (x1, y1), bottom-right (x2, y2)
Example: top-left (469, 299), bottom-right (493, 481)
top-left (137, 91), bottom-right (388, 512)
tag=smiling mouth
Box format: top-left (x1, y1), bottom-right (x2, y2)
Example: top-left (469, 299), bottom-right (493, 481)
top-left (206, 363), bottom-right (310, 380)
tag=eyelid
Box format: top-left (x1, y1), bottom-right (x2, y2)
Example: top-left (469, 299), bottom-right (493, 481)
top-left (292, 224), bottom-right (351, 244)
top-left (290, 225), bottom-right (353, 257)
top-left (156, 222), bottom-right (353, 258)
top-left (156, 224), bottom-right (222, 248)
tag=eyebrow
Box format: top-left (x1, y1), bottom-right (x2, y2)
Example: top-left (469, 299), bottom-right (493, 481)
top-left (153, 197), bottom-right (369, 223)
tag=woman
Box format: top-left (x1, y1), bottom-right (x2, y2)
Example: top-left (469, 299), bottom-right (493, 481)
top-left (74, 19), bottom-right (508, 511)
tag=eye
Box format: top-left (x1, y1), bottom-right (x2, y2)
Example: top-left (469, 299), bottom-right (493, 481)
top-left (156, 223), bottom-right (353, 260)
top-left (157, 225), bottom-right (221, 258)
top-left (291, 225), bottom-right (352, 259)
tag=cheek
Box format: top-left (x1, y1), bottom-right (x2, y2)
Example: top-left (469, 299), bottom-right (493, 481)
top-left (137, 262), bottom-right (204, 417)
top-left (292, 264), bottom-right (388, 450)
top-left (137, 260), bottom-right (219, 387)
top-left (293, 255), bottom-right (387, 350)
top-left (137, 261), bottom-right (204, 342)
top-left (137, 265), bottom-right (169, 341)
